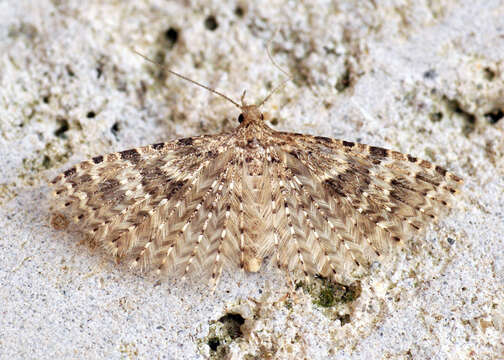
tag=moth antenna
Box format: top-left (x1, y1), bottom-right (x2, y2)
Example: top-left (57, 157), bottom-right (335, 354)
top-left (258, 77), bottom-right (292, 108)
top-left (257, 30), bottom-right (293, 108)
top-left (132, 48), bottom-right (242, 110)
top-left (266, 28), bottom-right (291, 78)
top-left (240, 90), bottom-right (247, 105)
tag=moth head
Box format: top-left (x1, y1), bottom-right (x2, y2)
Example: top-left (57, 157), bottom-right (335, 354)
top-left (238, 104), bottom-right (264, 126)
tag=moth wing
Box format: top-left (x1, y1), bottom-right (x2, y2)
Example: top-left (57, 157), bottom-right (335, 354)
top-left (265, 133), bottom-right (462, 283)
top-left (51, 134), bottom-right (235, 273)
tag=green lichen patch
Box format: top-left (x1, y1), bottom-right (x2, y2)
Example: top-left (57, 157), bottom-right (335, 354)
top-left (297, 276), bottom-right (361, 323)
top-left (335, 60), bottom-right (353, 92)
top-left (441, 96), bottom-right (476, 136)
top-left (19, 142), bottom-right (72, 186)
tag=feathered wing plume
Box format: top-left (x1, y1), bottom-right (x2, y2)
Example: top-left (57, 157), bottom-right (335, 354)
top-left (51, 104), bottom-right (462, 285)
top-left (265, 133), bottom-right (462, 282)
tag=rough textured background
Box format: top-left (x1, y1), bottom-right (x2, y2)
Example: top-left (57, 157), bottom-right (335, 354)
top-left (0, 0), bottom-right (503, 359)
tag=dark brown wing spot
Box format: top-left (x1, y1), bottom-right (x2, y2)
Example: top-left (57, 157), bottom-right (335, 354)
top-left (64, 167), bottom-right (76, 178)
top-left (152, 143), bottom-right (165, 150)
top-left (342, 141), bottom-right (355, 148)
top-left (407, 154), bottom-right (417, 163)
top-left (166, 180), bottom-right (186, 200)
top-left (324, 165), bottom-right (373, 199)
top-left (315, 136), bottom-right (332, 143)
top-left (92, 155), bottom-right (104, 164)
top-left (389, 190), bottom-right (404, 203)
top-left (178, 138), bottom-right (193, 146)
top-left (435, 165), bottom-right (447, 176)
top-left (369, 146), bottom-right (388, 158)
top-left (323, 179), bottom-right (347, 198)
top-left (120, 149), bottom-right (141, 163)
top-left (390, 178), bottom-right (416, 192)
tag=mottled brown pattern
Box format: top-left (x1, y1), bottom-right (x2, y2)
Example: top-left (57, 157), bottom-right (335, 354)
top-left (64, 167), bottom-right (76, 178)
top-left (92, 155), bottom-right (104, 164)
top-left (50, 101), bottom-right (462, 286)
top-left (119, 149), bottom-right (141, 163)
top-left (369, 146), bottom-right (388, 158)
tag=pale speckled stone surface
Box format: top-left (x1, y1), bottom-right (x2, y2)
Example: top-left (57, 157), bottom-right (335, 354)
top-left (0, 0), bottom-right (503, 359)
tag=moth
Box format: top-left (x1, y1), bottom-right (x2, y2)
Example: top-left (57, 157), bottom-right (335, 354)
top-left (50, 54), bottom-right (462, 286)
